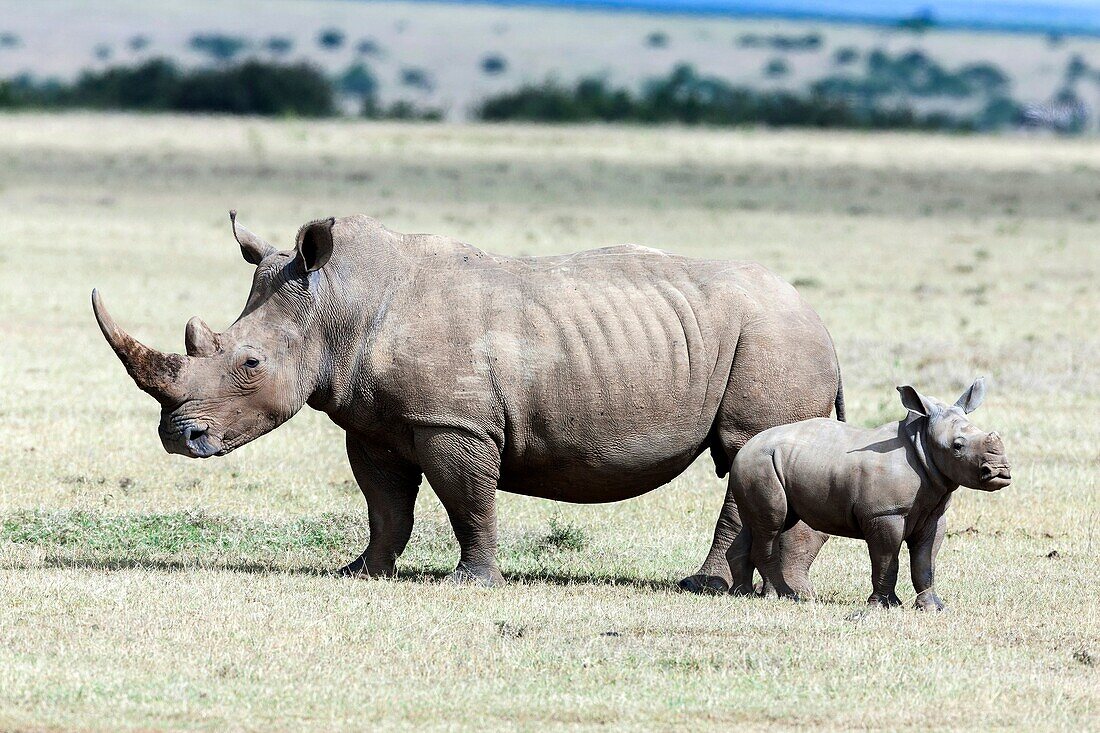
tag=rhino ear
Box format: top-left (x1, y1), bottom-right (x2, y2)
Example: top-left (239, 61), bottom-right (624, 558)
top-left (230, 210), bottom-right (277, 265)
top-left (296, 217), bottom-right (335, 273)
top-left (954, 377), bottom-right (986, 414)
top-left (898, 385), bottom-right (936, 417)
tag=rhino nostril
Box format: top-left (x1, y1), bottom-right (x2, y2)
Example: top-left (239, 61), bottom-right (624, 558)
top-left (183, 424), bottom-right (208, 443)
top-left (980, 465), bottom-right (995, 482)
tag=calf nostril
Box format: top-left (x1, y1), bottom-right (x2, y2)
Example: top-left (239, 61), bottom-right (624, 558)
top-left (980, 465), bottom-right (994, 481)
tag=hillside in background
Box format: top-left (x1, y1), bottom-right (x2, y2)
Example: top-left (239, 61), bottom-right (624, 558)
top-left (3, 0), bottom-right (1100, 124)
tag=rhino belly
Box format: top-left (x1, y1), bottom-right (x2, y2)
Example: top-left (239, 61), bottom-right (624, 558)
top-left (498, 444), bottom-right (702, 503)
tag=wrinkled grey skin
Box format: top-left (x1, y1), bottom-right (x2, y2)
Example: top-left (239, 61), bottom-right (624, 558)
top-left (723, 378), bottom-right (1011, 610)
top-left (93, 213), bottom-right (845, 587)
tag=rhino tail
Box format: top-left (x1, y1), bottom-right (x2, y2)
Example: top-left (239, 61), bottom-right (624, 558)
top-left (834, 371), bottom-right (846, 422)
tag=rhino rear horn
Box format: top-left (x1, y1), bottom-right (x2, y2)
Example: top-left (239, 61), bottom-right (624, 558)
top-left (230, 210), bottom-right (277, 265)
top-left (185, 316), bottom-right (220, 357)
top-left (91, 289), bottom-right (188, 406)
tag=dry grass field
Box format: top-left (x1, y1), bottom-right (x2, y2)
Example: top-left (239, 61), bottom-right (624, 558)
top-left (0, 112), bottom-right (1097, 730)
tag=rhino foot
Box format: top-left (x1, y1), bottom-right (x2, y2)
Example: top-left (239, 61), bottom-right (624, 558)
top-left (335, 552), bottom-right (394, 579)
top-left (914, 590), bottom-right (946, 612)
top-left (678, 574), bottom-right (731, 595)
top-left (447, 562), bottom-right (504, 587)
top-left (866, 592), bottom-right (903, 609)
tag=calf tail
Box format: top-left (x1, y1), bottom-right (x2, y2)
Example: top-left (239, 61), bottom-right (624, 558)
top-left (834, 370), bottom-right (846, 422)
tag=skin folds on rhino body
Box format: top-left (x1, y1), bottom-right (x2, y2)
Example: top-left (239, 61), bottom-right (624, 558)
top-left (93, 213), bottom-right (843, 587)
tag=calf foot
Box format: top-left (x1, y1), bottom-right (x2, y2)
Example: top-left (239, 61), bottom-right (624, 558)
top-left (447, 561), bottom-right (505, 587)
top-left (914, 590), bottom-right (946, 612)
top-left (335, 550), bottom-right (394, 579)
top-left (679, 574), bottom-right (731, 595)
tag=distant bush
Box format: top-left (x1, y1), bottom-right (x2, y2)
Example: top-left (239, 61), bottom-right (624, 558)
top-left (128, 35), bottom-right (150, 52)
top-left (646, 31), bottom-right (668, 48)
top-left (266, 36), bottom-right (293, 56)
top-left (898, 10), bottom-right (936, 32)
top-left (338, 63), bottom-right (377, 98)
top-left (816, 49), bottom-right (1009, 101)
top-left (481, 54), bottom-right (507, 75)
top-left (356, 38), bottom-right (382, 56)
top-left (7, 59), bottom-right (336, 117)
top-left (738, 32), bottom-right (822, 51)
top-left (764, 58), bottom-right (790, 78)
top-left (833, 46), bottom-right (859, 65)
top-left (94, 44), bottom-right (112, 61)
top-left (1065, 54), bottom-right (1088, 83)
top-left (318, 28), bottom-right (345, 50)
top-left (189, 33), bottom-right (247, 62)
top-left (400, 67), bottom-right (433, 91)
top-left (0, 32), bottom-right (20, 49)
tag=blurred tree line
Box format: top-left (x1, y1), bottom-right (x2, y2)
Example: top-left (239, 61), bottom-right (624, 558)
top-left (476, 63), bottom-right (1019, 131)
top-left (0, 54), bottom-right (1026, 131)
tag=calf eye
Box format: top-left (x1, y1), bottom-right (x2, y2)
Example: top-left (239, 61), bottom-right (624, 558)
top-left (952, 439), bottom-right (965, 450)
top-left (243, 357), bottom-right (261, 369)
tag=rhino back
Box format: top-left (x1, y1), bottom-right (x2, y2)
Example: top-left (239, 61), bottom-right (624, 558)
top-left (362, 236), bottom-right (785, 501)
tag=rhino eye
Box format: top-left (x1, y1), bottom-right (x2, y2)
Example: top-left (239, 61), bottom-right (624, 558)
top-left (952, 438), bottom-right (965, 451)
top-left (243, 357), bottom-right (261, 369)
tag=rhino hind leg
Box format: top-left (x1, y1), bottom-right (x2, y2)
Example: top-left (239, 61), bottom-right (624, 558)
top-left (415, 426), bottom-right (506, 587)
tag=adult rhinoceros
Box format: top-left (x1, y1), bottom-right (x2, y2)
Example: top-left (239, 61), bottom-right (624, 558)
top-left (92, 213), bottom-right (844, 590)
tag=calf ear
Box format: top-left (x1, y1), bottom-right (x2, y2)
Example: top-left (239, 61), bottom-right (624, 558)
top-left (954, 377), bottom-right (986, 414)
top-left (230, 210), bottom-right (277, 265)
top-left (897, 385), bottom-right (935, 417)
top-left (296, 217), bottom-right (335, 273)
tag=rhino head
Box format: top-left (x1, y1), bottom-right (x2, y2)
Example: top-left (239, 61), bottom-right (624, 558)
top-left (898, 377), bottom-right (1012, 492)
top-left (92, 212), bottom-right (337, 458)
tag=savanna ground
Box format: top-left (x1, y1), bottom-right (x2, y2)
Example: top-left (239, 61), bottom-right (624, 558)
top-left (0, 112), bottom-right (1097, 730)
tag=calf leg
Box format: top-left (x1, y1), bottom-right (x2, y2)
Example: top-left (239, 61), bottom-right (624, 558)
top-left (415, 426), bottom-right (504, 587)
top-left (737, 469), bottom-right (800, 600)
top-left (909, 513), bottom-right (947, 611)
top-left (681, 470), bottom-right (828, 596)
top-left (770, 521), bottom-right (827, 600)
top-left (864, 516), bottom-right (905, 608)
top-left (338, 434), bottom-right (421, 578)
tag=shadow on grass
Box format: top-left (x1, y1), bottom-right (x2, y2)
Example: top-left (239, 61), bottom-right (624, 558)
top-left (19, 555), bottom-right (676, 590)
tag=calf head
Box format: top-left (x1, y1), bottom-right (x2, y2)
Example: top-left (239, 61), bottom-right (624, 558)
top-left (93, 212), bottom-right (336, 458)
top-left (897, 378), bottom-right (1011, 491)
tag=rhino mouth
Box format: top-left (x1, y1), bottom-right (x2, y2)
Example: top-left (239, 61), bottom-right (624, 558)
top-left (979, 464), bottom-right (1012, 491)
top-left (160, 421), bottom-right (224, 459)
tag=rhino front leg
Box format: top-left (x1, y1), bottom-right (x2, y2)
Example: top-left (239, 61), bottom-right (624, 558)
top-left (415, 427), bottom-right (505, 587)
top-left (864, 516), bottom-right (905, 608)
top-left (338, 434), bottom-right (422, 578)
top-left (909, 513), bottom-right (947, 612)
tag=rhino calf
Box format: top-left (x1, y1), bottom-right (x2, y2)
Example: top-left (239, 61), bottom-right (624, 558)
top-left (724, 378), bottom-right (1010, 610)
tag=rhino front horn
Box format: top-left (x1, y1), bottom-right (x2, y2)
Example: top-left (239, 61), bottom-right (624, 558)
top-left (91, 289), bottom-right (188, 406)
